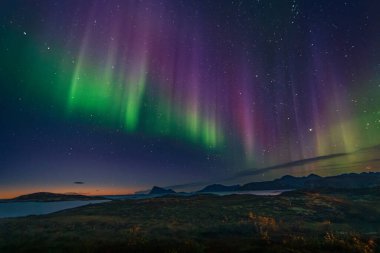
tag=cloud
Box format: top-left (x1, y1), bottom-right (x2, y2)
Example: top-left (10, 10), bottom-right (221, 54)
top-left (73, 181), bottom-right (84, 184)
top-left (231, 153), bottom-right (348, 179)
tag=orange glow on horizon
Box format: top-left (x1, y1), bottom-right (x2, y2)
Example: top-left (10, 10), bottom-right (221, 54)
top-left (0, 186), bottom-right (141, 199)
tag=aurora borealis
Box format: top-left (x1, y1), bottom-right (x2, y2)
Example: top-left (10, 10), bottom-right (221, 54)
top-left (1, 0), bottom-right (380, 197)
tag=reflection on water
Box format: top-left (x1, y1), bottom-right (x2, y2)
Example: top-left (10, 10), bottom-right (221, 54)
top-left (0, 200), bottom-right (109, 218)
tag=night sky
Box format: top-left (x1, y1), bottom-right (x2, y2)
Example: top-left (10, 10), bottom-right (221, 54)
top-left (1, 0), bottom-right (380, 198)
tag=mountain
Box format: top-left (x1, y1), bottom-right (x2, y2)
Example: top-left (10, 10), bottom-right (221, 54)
top-left (149, 186), bottom-right (176, 195)
top-left (199, 172), bottom-right (380, 192)
top-left (10, 192), bottom-right (105, 202)
top-left (240, 173), bottom-right (321, 190)
top-left (199, 184), bottom-right (240, 192)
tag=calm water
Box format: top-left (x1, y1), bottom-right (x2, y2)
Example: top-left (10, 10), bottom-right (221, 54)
top-left (0, 190), bottom-right (290, 218)
top-left (208, 189), bottom-right (293, 196)
top-left (103, 189), bottom-right (293, 200)
top-left (0, 200), bottom-right (109, 218)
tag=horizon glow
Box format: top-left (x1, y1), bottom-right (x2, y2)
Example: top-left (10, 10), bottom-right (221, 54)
top-left (0, 1), bottom-right (379, 197)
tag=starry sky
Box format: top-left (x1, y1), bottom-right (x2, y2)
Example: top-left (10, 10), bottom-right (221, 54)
top-left (1, 0), bottom-right (380, 197)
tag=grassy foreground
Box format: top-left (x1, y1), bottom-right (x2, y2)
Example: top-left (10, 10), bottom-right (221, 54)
top-left (0, 188), bottom-right (379, 253)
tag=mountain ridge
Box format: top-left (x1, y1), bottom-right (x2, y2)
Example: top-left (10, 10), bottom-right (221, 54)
top-left (198, 172), bottom-right (380, 192)
top-left (149, 186), bottom-right (176, 195)
top-left (7, 192), bottom-right (105, 202)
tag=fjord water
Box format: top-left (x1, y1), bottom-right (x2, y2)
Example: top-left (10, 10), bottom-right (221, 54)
top-left (104, 189), bottom-right (292, 201)
top-left (209, 190), bottom-right (293, 196)
top-left (0, 190), bottom-right (288, 219)
top-left (0, 200), bottom-right (109, 218)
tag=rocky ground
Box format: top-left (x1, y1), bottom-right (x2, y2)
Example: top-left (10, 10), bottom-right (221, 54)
top-left (0, 188), bottom-right (379, 253)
